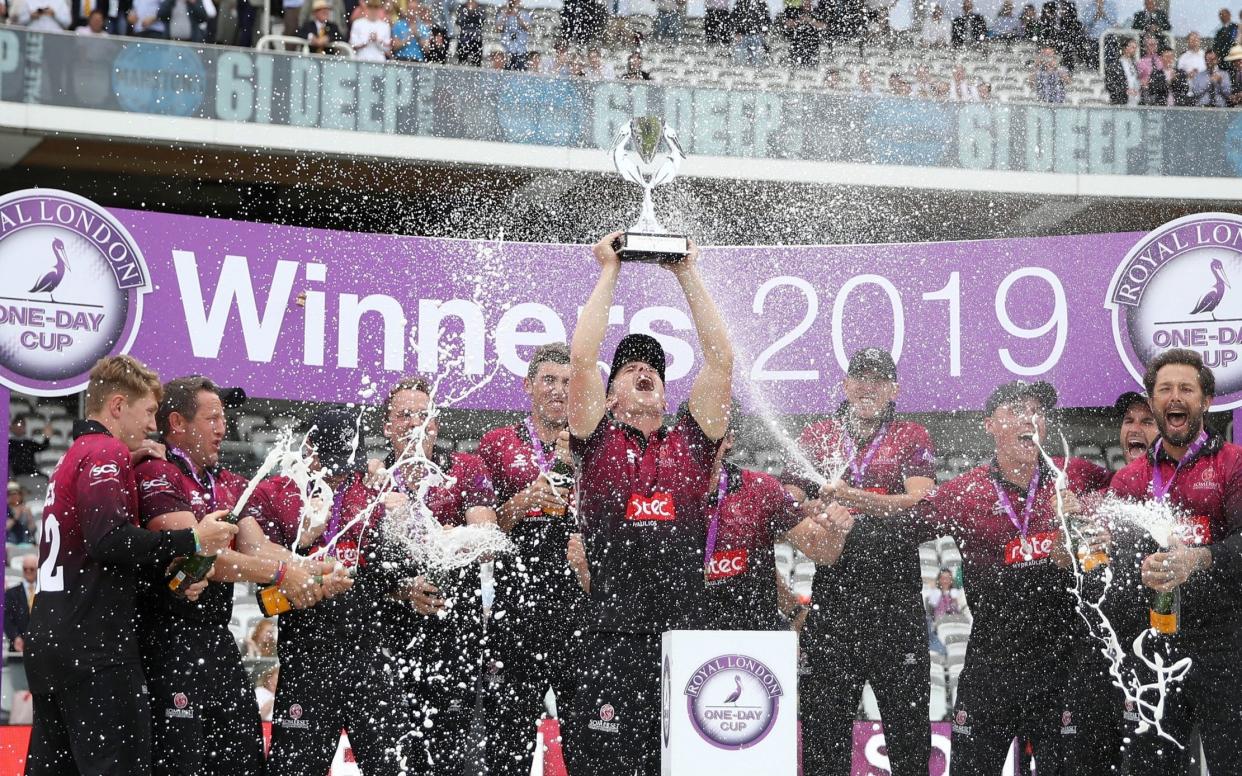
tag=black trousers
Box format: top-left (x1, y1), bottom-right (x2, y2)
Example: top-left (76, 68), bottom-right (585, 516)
top-left (141, 620), bottom-right (264, 776)
top-left (800, 633), bottom-right (931, 776)
top-left (265, 646), bottom-right (413, 776)
top-left (1049, 649), bottom-right (1125, 775)
top-left (561, 631), bottom-right (662, 776)
top-left (1127, 640), bottom-right (1242, 775)
top-left (25, 664), bottom-right (152, 776)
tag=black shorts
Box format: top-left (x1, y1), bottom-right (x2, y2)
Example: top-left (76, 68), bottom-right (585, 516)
top-left (560, 631), bottom-right (662, 776)
top-left (25, 663), bottom-right (152, 776)
top-left (141, 618), bottom-right (264, 776)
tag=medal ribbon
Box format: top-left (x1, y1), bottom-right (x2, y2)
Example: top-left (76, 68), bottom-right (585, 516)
top-left (524, 417), bottom-right (551, 474)
top-left (168, 447), bottom-right (219, 510)
top-left (993, 467), bottom-right (1042, 539)
top-left (702, 467), bottom-right (731, 573)
top-left (322, 479), bottom-right (350, 545)
top-left (1151, 431), bottom-right (1208, 502)
top-left (844, 423), bottom-right (888, 484)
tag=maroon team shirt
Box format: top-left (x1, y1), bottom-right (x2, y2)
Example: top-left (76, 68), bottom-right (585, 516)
top-left (418, 451), bottom-right (496, 526)
top-left (919, 457), bottom-right (1110, 665)
top-left (697, 464), bottom-right (802, 631)
top-left (23, 421), bottom-right (196, 694)
top-left (1109, 431), bottom-right (1242, 643)
top-left (476, 422), bottom-right (582, 615)
top-left (572, 409), bottom-right (721, 634)
top-left (786, 416), bottom-right (938, 639)
top-left (134, 450), bottom-right (248, 627)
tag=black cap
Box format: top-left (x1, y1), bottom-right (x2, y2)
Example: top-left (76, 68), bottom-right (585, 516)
top-left (1113, 391), bottom-right (1150, 416)
top-left (219, 387), bottom-right (248, 409)
top-left (984, 380), bottom-right (1058, 417)
top-left (847, 348), bottom-right (897, 381)
top-left (305, 408), bottom-right (366, 474)
top-left (607, 333), bottom-right (666, 391)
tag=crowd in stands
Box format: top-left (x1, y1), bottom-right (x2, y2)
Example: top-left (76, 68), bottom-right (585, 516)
top-left (2, 0), bottom-right (1241, 108)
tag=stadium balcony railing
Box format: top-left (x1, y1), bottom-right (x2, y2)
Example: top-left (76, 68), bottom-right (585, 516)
top-left (255, 33), bottom-right (355, 57)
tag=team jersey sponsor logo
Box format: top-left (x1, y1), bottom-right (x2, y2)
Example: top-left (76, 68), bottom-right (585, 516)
top-left (278, 703), bottom-right (310, 729)
top-left (625, 492), bottom-right (675, 523)
top-left (1174, 516), bottom-right (1213, 546)
top-left (1124, 699), bottom-right (1140, 723)
top-left (684, 654), bottom-right (783, 750)
top-left (952, 709), bottom-right (972, 736)
top-left (1107, 213), bottom-right (1242, 410)
top-left (333, 540), bottom-right (360, 568)
top-left (1004, 530), bottom-right (1059, 566)
top-left (139, 475), bottom-right (174, 493)
top-left (588, 703), bottom-right (620, 734)
top-left (88, 462), bottom-right (120, 483)
top-left (1060, 710), bottom-right (1077, 735)
top-left (705, 549), bottom-right (748, 584)
top-left (0, 189), bottom-right (152, 396)
top-left (166, 692), bottom-right (193, 719)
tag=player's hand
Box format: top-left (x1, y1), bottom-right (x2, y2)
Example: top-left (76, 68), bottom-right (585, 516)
top-left (593, 231), bottom-right (623, 271)
top-left (297, 515), bottom-right (327, 549)
top-left (554, 429), bottom-right (572, 466)
top-left (383, 491), bottom-right (410, 511)
top-left (814, 502), bottom-right (854, 536)
top-left (319, 562), bottom-right (353, 598)
top-left (183, 577), bottom-right (210, 602)
top-left (196, 511), bottom-right (238, 555)
top-left (13, 636), bottom-right (24, 653)
top-left (280, 562), bottom-right (324, 609)
top-left (662, 237), bottom-right (698, 275)
top-left (130, 439), bottom-right (166, 465)
top-left (1142, 535), bottom-right (1207, 592)
top-left (1060, 490), bottom-right (1083, 515)
top-left (520, 476), bottom-right (565, 516)
top-left (403, 576), bottom-right (446, 615)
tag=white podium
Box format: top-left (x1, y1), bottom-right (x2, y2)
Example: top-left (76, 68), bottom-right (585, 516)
top-left (660, 630), bottom-right (798, 776)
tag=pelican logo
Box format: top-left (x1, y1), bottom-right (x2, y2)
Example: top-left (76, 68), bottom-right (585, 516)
top-left (0, 190), bottom-right (150, 397)
top-left (1107, 213), bottom-right (1242, 410)
top-left (683, 654), bottom-right (782, 750)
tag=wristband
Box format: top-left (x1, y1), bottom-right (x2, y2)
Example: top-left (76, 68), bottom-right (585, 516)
top-left (192, 528), bottom-right (203, 555)
top-left (272, 561), bottom-right (288, 588)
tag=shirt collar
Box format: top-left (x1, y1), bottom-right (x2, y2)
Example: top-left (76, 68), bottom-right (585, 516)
top-left (987, 456), bottom-right (1051, 490)
top-left (1150, 429), bottom-right (1221, 467)
top-left (72, 419), bottom-right (111, 440)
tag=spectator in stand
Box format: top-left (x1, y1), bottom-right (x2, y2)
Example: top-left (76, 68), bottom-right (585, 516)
top-left (1105, 36), bottom-right (1141, 104)
top-left (541, 39), bottom-right (576, 74)
top-left (280, 0), bottom-right (302, 39)
top-left (1178, 31), bottom-right (1207, 76)
top-left (919, 2), bottom-right (951, 46)
top-left (11, 0), bottom-right (70, 30)
top-left (4, 555), bottom-right (38, 653)
top-left (823, 66), bottom-right (841, 90)
top-left (781, 0), bottom-right (827, 68)
top-left (127, 0), bottom-right (165, 36)
top-left (159, 0), bottom-right (209, 41)
top-left (76, 7), bottom-right (108, 33)
top-left (1129, 0), bottom-right (1168, 37)
top-left (254, 667), bottom-right (278, 723)
top-left (951, 0), bottom-right (987, 47)
top-left (620, 50), bottom-right (650, 79)
top-left (654, 0), bottom-right (684, 41)
top-left (977, 80), bottom-right (993, 99)
top-left (950, 64), bottom-right (979, 100)
top-left (424, 24), bottom-right (449, 61)
top-left (704, 0), bottom-right (731, 45)
top-left (496, 0), bottom-right (533, 70)
top-left (1143, 47), bottom-right (1176, 105)
top-left (455, 0), bottom-right (484, 65)
top-left (1079, 0), bottom-right (1117, 60)
top-left (888, 71), bottom-right (912, 95)
top-left (855, 66), bottom-right (875, 94)
top-left (1228, 44), bottom-right (1242, 105)
top-left (7, 417), bottom-right (52, 478)
top-left (732, 0), bottom-right (769, 66)
top-left (1213, 9), bottom-right (1238, 64)
top-left (583, 46), bottom-right (615, 79)
top-left (391, 0), bottom-right (431, 61)
top-left (244, 619), bottom-right (277, 658)
top-left (1192, 49), bottom-right (1233, 106)
top-left (488, 48), bottom-right (507, 68)
top-left (1029, 44), bottom-right (1070, 102)
top-left (1017, 2), bottom-right (1039, 39)
top-left (6, 482), bottom-right (36, 545)
top-left (350, 0), bottom-right (391, 61)
top-left (296, 0), bottom-right (344, 54)
top-left (991, 0), bottom-right (1020, 39)
top-left (1137, 32), bottom-right (1162, 83)
top-left (924, 569), bottom-right (966, 621)
top-left (912, 63), bottom-right (934, 97)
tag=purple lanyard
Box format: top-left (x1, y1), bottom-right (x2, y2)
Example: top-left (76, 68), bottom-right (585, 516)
top-left (1151, 431), bottom-right (1207, 502)
top-left (322, 480), bottom-right (350, 543)
top-left (843, 423), bottom-right (887, 484)
top-left (992, 468), bottom-right (1042, 539)
top-left (702, 467), bottom-right (731, 569)
top-left (169, 447), bottom-right (218, 509)
top-left (524, 417), bottom-right (550, 474)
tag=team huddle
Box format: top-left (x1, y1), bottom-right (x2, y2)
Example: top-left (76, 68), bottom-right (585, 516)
top-left (20, 234), bottom-right (1242, 776)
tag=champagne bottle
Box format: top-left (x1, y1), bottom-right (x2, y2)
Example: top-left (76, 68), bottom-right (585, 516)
top-left (543, 457), bottom-right (575, 518)
top-left (1070, 515), bottom-right (1109, 573)
top-left (257, 585), bottom-right (292, 617)
top-left (1150, 587), bottom-right (1180, 635)
top-left (167, 508), bottom-right (246, 596)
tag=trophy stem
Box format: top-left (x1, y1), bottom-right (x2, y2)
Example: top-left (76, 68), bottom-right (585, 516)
top-left (633, 186), bottom-right (666, 235)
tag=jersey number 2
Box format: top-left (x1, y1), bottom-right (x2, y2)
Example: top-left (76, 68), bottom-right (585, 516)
top-left (38, 514), bottom-right (64, 593)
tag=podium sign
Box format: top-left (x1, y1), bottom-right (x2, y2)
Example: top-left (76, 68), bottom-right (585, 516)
top-left (661, 630), bottom-right (798, 776)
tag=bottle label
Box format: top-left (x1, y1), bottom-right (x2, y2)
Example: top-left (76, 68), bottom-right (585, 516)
top-left (1078, 550), bottom-right (1109, 572)
top-left (1150, 609), bottom-right (1178, 634)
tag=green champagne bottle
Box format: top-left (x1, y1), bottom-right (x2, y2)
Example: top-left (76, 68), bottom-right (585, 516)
top-left (167, 508), bottom-right (246, 597)
top-left (1149, 587), bottom-right (1180, 635)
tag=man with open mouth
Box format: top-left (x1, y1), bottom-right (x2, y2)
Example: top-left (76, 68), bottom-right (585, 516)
top-left (1108, 348), bottom-right (1242, 774)
top-left (1114, 390), bottom-right (1158, 467)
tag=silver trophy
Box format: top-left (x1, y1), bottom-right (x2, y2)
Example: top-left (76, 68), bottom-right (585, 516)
top-left (611, 116), bottom-right (689, 263)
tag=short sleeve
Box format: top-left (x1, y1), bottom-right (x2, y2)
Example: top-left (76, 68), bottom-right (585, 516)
top-left (453, 454), bottom-right (496, 512)
top-left (761, 474), bottom-right (802, 538)
top-left (570, 416), bottom-right (610, 463)
top-left (245, 478), bottom-right (300, 549)
top-left (900, 424), bottom-right (938, 482)
top-left (673, 407), bottom-right (722, 472)
top-left (134, 459), bottom-right (193, 526)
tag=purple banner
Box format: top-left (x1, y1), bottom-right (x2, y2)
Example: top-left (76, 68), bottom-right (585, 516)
top-left (105, 209), bottom-right (1149, 414)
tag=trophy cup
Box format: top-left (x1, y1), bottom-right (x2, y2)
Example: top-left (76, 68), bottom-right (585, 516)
top-left (611, 116), bottom-right (690, 263)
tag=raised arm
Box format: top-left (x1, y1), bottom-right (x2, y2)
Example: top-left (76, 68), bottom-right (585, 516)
top-left (672, 242), bottom-right (734, 441)
top-left (568, 232), bottom-right (622, 438)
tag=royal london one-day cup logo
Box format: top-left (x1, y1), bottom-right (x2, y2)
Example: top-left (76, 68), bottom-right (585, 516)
top-left (0, 189), bottom-right (150, 396)
top-left (683, 654), bottom-right (783, 750)
top-left (1107, 213), bottom-right (1242, 410)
